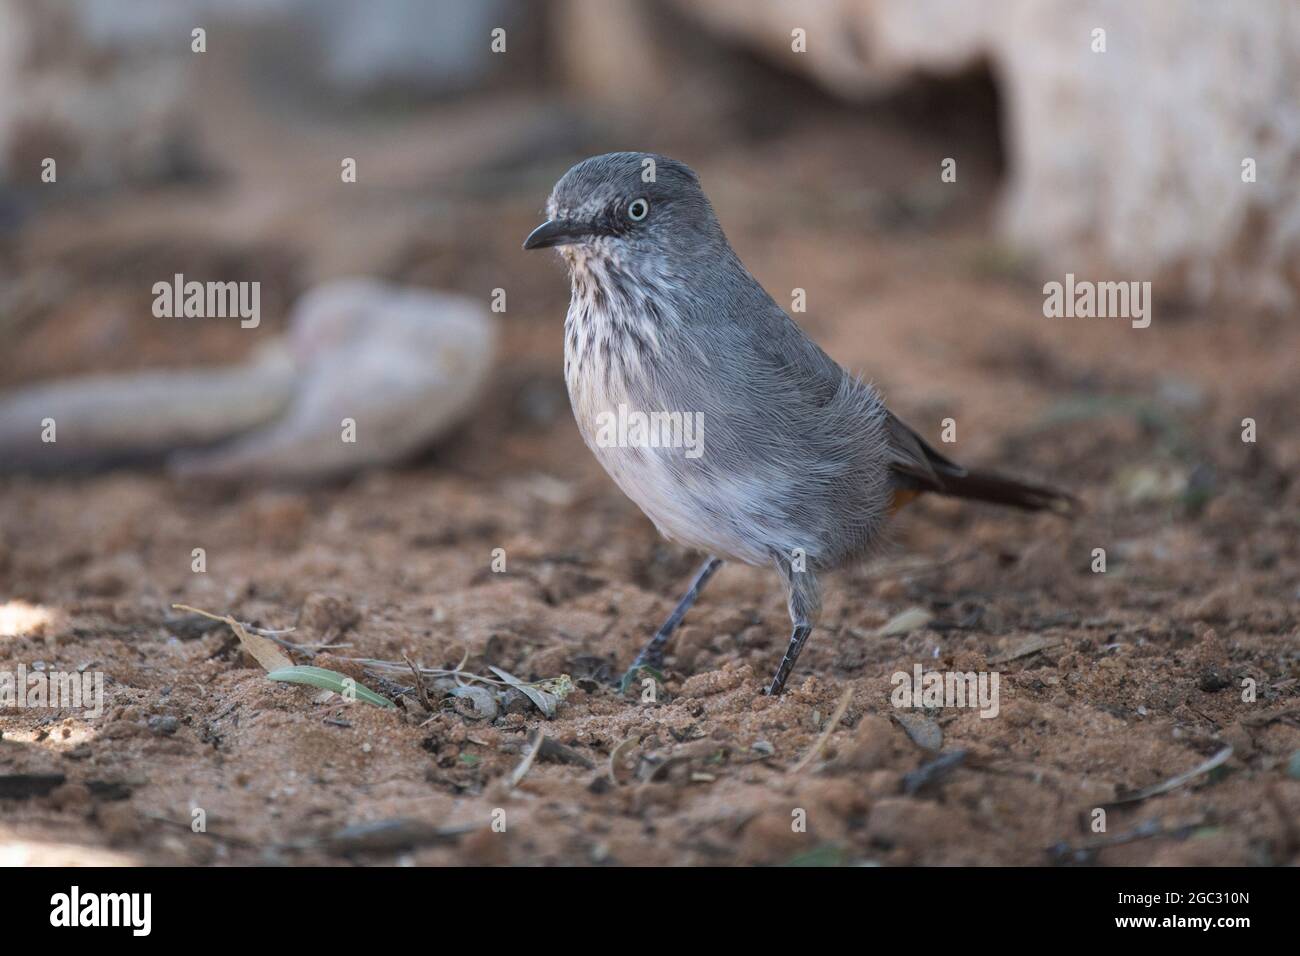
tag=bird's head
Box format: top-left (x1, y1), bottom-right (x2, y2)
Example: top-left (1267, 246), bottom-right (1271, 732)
top-left (523, 152), bottom-right (723, 270)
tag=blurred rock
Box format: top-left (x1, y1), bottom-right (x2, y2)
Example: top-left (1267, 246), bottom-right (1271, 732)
top-left (0, 0), bottom-right (537, 189)
top-left (147, 715), bottom-right (180, 736)
top-left (304, 0), bottom-right (527, 96)
top-left (0, 278), bottom-right (495, 480)
top-left (0, 0), bottom-right (197, 187)
top-left (0, 348), bottom-right (295, 471)
top-left (658, 0), bottom-right (1300, 311)
top-left (170, 279), bottom-right (495, 480)
top-left (553, 0), bottom-right (673, 110)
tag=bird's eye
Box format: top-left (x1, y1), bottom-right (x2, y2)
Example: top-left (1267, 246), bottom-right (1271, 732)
top-left (627, 198), bottom-right (649, 222)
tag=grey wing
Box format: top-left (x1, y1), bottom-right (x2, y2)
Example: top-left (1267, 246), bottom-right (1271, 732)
top-left (731, 296), bottom-right (965, 494)
top-left (704, 299), bottom-right (887, 463)
top-left (739, 297), bottom-right (852, 407)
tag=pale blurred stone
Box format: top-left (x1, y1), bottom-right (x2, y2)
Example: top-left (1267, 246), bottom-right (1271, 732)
top-left (662, 0), bottom-right (1300, 311)
top-left (0, 279), bottom-right (495, 480)
top-left (0, 0), bottom-right (194, 187)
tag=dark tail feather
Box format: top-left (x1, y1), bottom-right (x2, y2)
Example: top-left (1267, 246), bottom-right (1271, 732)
top-left (935, 467), bottom-right (1081, 516)
top-left (885, 412), bottom-right (1080, 516)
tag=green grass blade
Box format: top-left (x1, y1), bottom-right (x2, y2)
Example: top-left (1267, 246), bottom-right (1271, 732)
top-left (266, 665), bottom-right (396, 709)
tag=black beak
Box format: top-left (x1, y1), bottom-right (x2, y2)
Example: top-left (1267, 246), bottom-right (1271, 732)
top-left (522, 219), bottom-right (591, 250)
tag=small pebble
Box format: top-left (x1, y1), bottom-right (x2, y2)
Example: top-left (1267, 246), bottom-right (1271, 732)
top-left (1197, 668), bottom-right (1230, 692)
top-left (147, 715), bottom-right (179, 736)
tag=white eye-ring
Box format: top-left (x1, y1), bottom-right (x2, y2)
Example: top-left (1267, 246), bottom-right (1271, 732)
top-left (627, 198), bottom-right (649, 221)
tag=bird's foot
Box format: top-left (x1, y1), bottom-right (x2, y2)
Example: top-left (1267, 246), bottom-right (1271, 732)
top-left (764, 623), bottom-right (812, 696)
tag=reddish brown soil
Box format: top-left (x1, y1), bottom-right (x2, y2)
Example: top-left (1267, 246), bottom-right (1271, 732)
top-left (1, 85), bottom-right (1297, 866)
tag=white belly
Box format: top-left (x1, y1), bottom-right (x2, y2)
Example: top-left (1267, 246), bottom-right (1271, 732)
top-left (566, 359), bottom-right (786, 566)
top-left (561, 276), bottom-right (821, 567)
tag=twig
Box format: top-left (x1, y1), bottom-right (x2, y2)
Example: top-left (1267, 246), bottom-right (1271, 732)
top-left (506, 728), bottom-right (544, 791)
top-left (903, 749), bottom-right (968, 795)
top-left (792, 686), bottom-right (854, 774)
top-left (139, 811), bottom-right (258, 849)
top-left (173, 603), bottom-right (290, 671)
top-left (1242, 705), bottom-right (1300, 728)
top-left (171, 603), bottom-right (345, 659)
top-left (403, 653), bottom-right (433, 712)
top-left (260, 632), bottom-right (352, 658)
top-left (243, 624), bottom-right (297, 637)
top-left (1047, 817), bottom-right (1204, 863)
top-left (608, 736), bottom-right (636, 786)
top-left (345, 656), bottom-right (560, 690)
top-left (1105, 746), bottom-right (1233, 806)
top-left (448, 646), bottom-right (471, 686)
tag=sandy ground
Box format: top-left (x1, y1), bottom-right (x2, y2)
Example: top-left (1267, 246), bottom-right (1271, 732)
top-left (1, 79), bottom-right (1298, 866)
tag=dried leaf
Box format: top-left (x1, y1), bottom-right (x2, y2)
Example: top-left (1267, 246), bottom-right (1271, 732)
top-left (488, 665), bottom-right (558, 718)
top-left (989, 634), bottom-right (1064, 665)
top-left (1108, 746), bottom-right (1233, 805)
top-left (229, 617), bottom-right (293, 672)
top-left (506, 729), bottom-right (544, 790)
top-left (172, 603), bottom-right (290, 671)
top-left (878, 607), bottom-right (933, 637)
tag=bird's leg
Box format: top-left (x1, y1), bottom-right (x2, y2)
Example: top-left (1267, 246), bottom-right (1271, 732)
top-left (618, 556), bottom-right (723, 693)
top-left (765, 552), bottom-right (822, 695)
top-left (766, 622), bottom-right (813, 696)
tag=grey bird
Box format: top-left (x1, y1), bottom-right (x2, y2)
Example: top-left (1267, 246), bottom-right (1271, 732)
top-left (524, 152), bottom-right (1076, 696)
